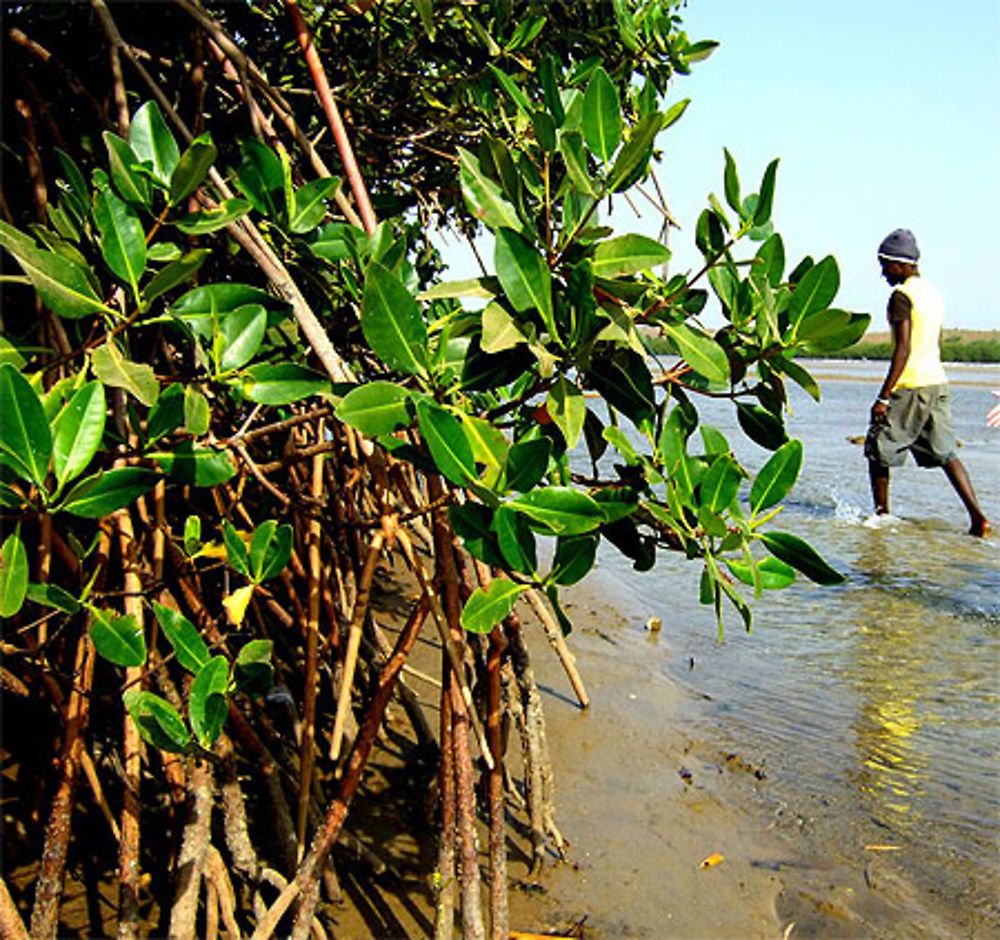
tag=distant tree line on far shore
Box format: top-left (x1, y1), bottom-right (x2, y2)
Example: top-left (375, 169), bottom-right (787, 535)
top-left (645, 330), bottom-right (1000, 363)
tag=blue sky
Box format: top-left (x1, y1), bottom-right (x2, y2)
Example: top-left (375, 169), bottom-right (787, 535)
top-left (644, 0), bottom-right (1000, 330)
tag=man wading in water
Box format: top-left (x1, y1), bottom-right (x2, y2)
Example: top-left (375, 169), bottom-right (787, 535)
top-left (865, 228), bottom-right (990, 536)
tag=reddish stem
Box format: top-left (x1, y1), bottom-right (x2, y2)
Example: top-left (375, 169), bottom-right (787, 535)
top-left (283, 0), bottom-right (378, 234)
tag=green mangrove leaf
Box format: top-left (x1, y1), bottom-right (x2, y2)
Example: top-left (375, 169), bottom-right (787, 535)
top-left (503, 438), bottom-right (551, 493)
top-left (700, 453), bottom-right (741, 513)
top-left (585, 350), bottom-right (655, 426)
top-left (662, 322), bottom-right (730, 384)
top-left (223, 522), bottom-right (250, 577)
top-left (184, 387), bottom-right (211, 435)
top-left (52, 381), bottom-right (106, 490)
top-left (93, 188), bottom-right (146, 300)
top-left (773, 357), bottom-right (820, 402)
top-left (582, 66), bottom-right (621, 162)
top-left (755, 233), bottom-right (786, 287)
top-left (458, 147), bottom-right (523, 232)
top-left (90, 610), bottom-right (146, 667)
top-left (461, 580), bottom-right (528, 634)
top-left (608, 112), bottom-right (664, 192)
top-left (760, 531), bottom-right (845, 586)
top-left (548, 534), bottom-right (597, 586)
top-left (417, 277), bottom-right (499, 301)
top-left (494, 229), bottom-right (555, 339)
top-left (789, 255), bottom-right (839, 330)
top-left (240, 364), bottom-right (329, 405)
top-left (142, 249), bottom-right (210, 304)
top-left (92, 342), bottom-right (159, 407)
top-left (336, 382), bottom-right (412, 436)
top-left (723, 148), bottom-right (742, 215)
top-left (753, 158), bottom-right (780, 226)
top-left (592, 234), bottom-right (670, 279)
top-left (189, 656), bottom-right (229, 748)
top-left (288, 177), bottom-right (340, 234)
top-left (449, 503), bottom-right (506, 570)
top-left (151, 443), bottom-right (234, 487)
top-left (153, 602), bottom-right (210, 674)
top-left (103, 132), bottom-right (151, 206)
top-left (725, 556), bottom-right (797, 590)
top-left (123, 690), bottom-right (190, 754)
top-left (0, 528), bottom-right (28, 618)
top-left (25, 582), bottom-right (81, 614)
top-left (234, 639), bottom-right (274, 694)
top-left (558, 130), bottom-right (594, 195)
top-left (248, 521), bottom-right (286, 582)
top-left (494, 505), bottom-right (537, 575)
top-left (750, 439), bottom-right (804, 515)
top-left (0, 363), bottom-right (52, 487)
top-left (481, 302), bottom-right (527, 353)
top-left (173, 199), bottom-right (252, 235)
top-left (506, 487), bottom-right (606, 535)
top-left (169, 133), bottom-right (217, 205)
top-left (547, 377), bottom-right (586, 449)
top-left (59, 467), bottom-right (159, 517)
top-left (130, 101), bottom-right (180, 186)
top-left (146, 384), bottom-right (184, 443)
top-left (0, 221), bottom-right (110, 320)
top-left (362, 262), bottom-right (428, 375)
top-left (487, 63), bottom-right (532, 115)
top-left (416, 401), bottom-right (476, 486)
top-left (460, 413), bottom-right (508, 485)
top-left (219, 304), bottom-right (267, 372)
top-left (736, 403), bottom-right (788, 451)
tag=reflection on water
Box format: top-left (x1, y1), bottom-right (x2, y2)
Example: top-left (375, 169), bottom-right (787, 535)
top-left (849, 530), bottom-right (931, 833)
top-left (581, 361), bottom-right (1000, 929)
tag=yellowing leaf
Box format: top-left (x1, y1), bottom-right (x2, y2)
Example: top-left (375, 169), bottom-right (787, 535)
top-left (223, 584), bottom-right (254, 626)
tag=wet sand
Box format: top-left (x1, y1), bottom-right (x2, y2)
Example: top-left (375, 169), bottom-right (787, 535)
top-left (506, 598), bottom-right (789, 939)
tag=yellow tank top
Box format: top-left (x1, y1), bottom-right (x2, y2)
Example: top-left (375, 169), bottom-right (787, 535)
top-left (896, 276), bottom-right (947, 388)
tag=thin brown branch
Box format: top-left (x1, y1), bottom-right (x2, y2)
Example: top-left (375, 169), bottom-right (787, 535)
top-left (330, 529), bottom-right (385, 762)
top-left (0, 875), bottom-right (28, 940)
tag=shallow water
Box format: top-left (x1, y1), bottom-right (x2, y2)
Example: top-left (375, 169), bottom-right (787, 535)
top-left (580, 360), bottom-right (1000, 931)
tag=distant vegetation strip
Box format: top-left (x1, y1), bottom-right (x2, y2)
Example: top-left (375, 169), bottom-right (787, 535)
top-left (825, 330), bottom-right (1000, 362)
top-left (645, 329), bottom-right (1000, 362)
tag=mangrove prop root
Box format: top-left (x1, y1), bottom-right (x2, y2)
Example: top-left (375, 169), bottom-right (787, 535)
top-left (248, 596), bottom-right (428, 940)
top-left (217, 736), bottom-right (261, 882)
top-left (296, 428), bottom-right (325, 857)
top-left (487, 626), bottom-right (510, 940)
top-left (29, 621), bottom-right (97, 940)
top-left (523, 588), bottom-right (589, 710)
top-left (169, 758), bottom-right (215, 940)
top-left (205, 844), bottom-right (241, 940)
top-left (116, 507), bottom-right (144, 939)
top-left (434, 657), bottom-right (457, 940)
top-left (430, 488), bottom-right (486, 940)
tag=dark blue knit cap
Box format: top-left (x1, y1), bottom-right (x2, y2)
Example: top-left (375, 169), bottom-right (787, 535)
top-left (878, 228), bottom-right (919, 263)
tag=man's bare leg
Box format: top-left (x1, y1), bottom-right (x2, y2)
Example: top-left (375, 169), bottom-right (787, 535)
top-left (869, 461), bottom-right (890, 515)
top-left (944, 458), bottom-right (991, 536)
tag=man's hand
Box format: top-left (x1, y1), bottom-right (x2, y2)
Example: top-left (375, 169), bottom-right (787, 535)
top-left (871, 398), bottom-right (890, 424)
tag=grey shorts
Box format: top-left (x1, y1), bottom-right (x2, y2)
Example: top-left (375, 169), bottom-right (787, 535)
top-left (865, 384), bottom-right (957, 469)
